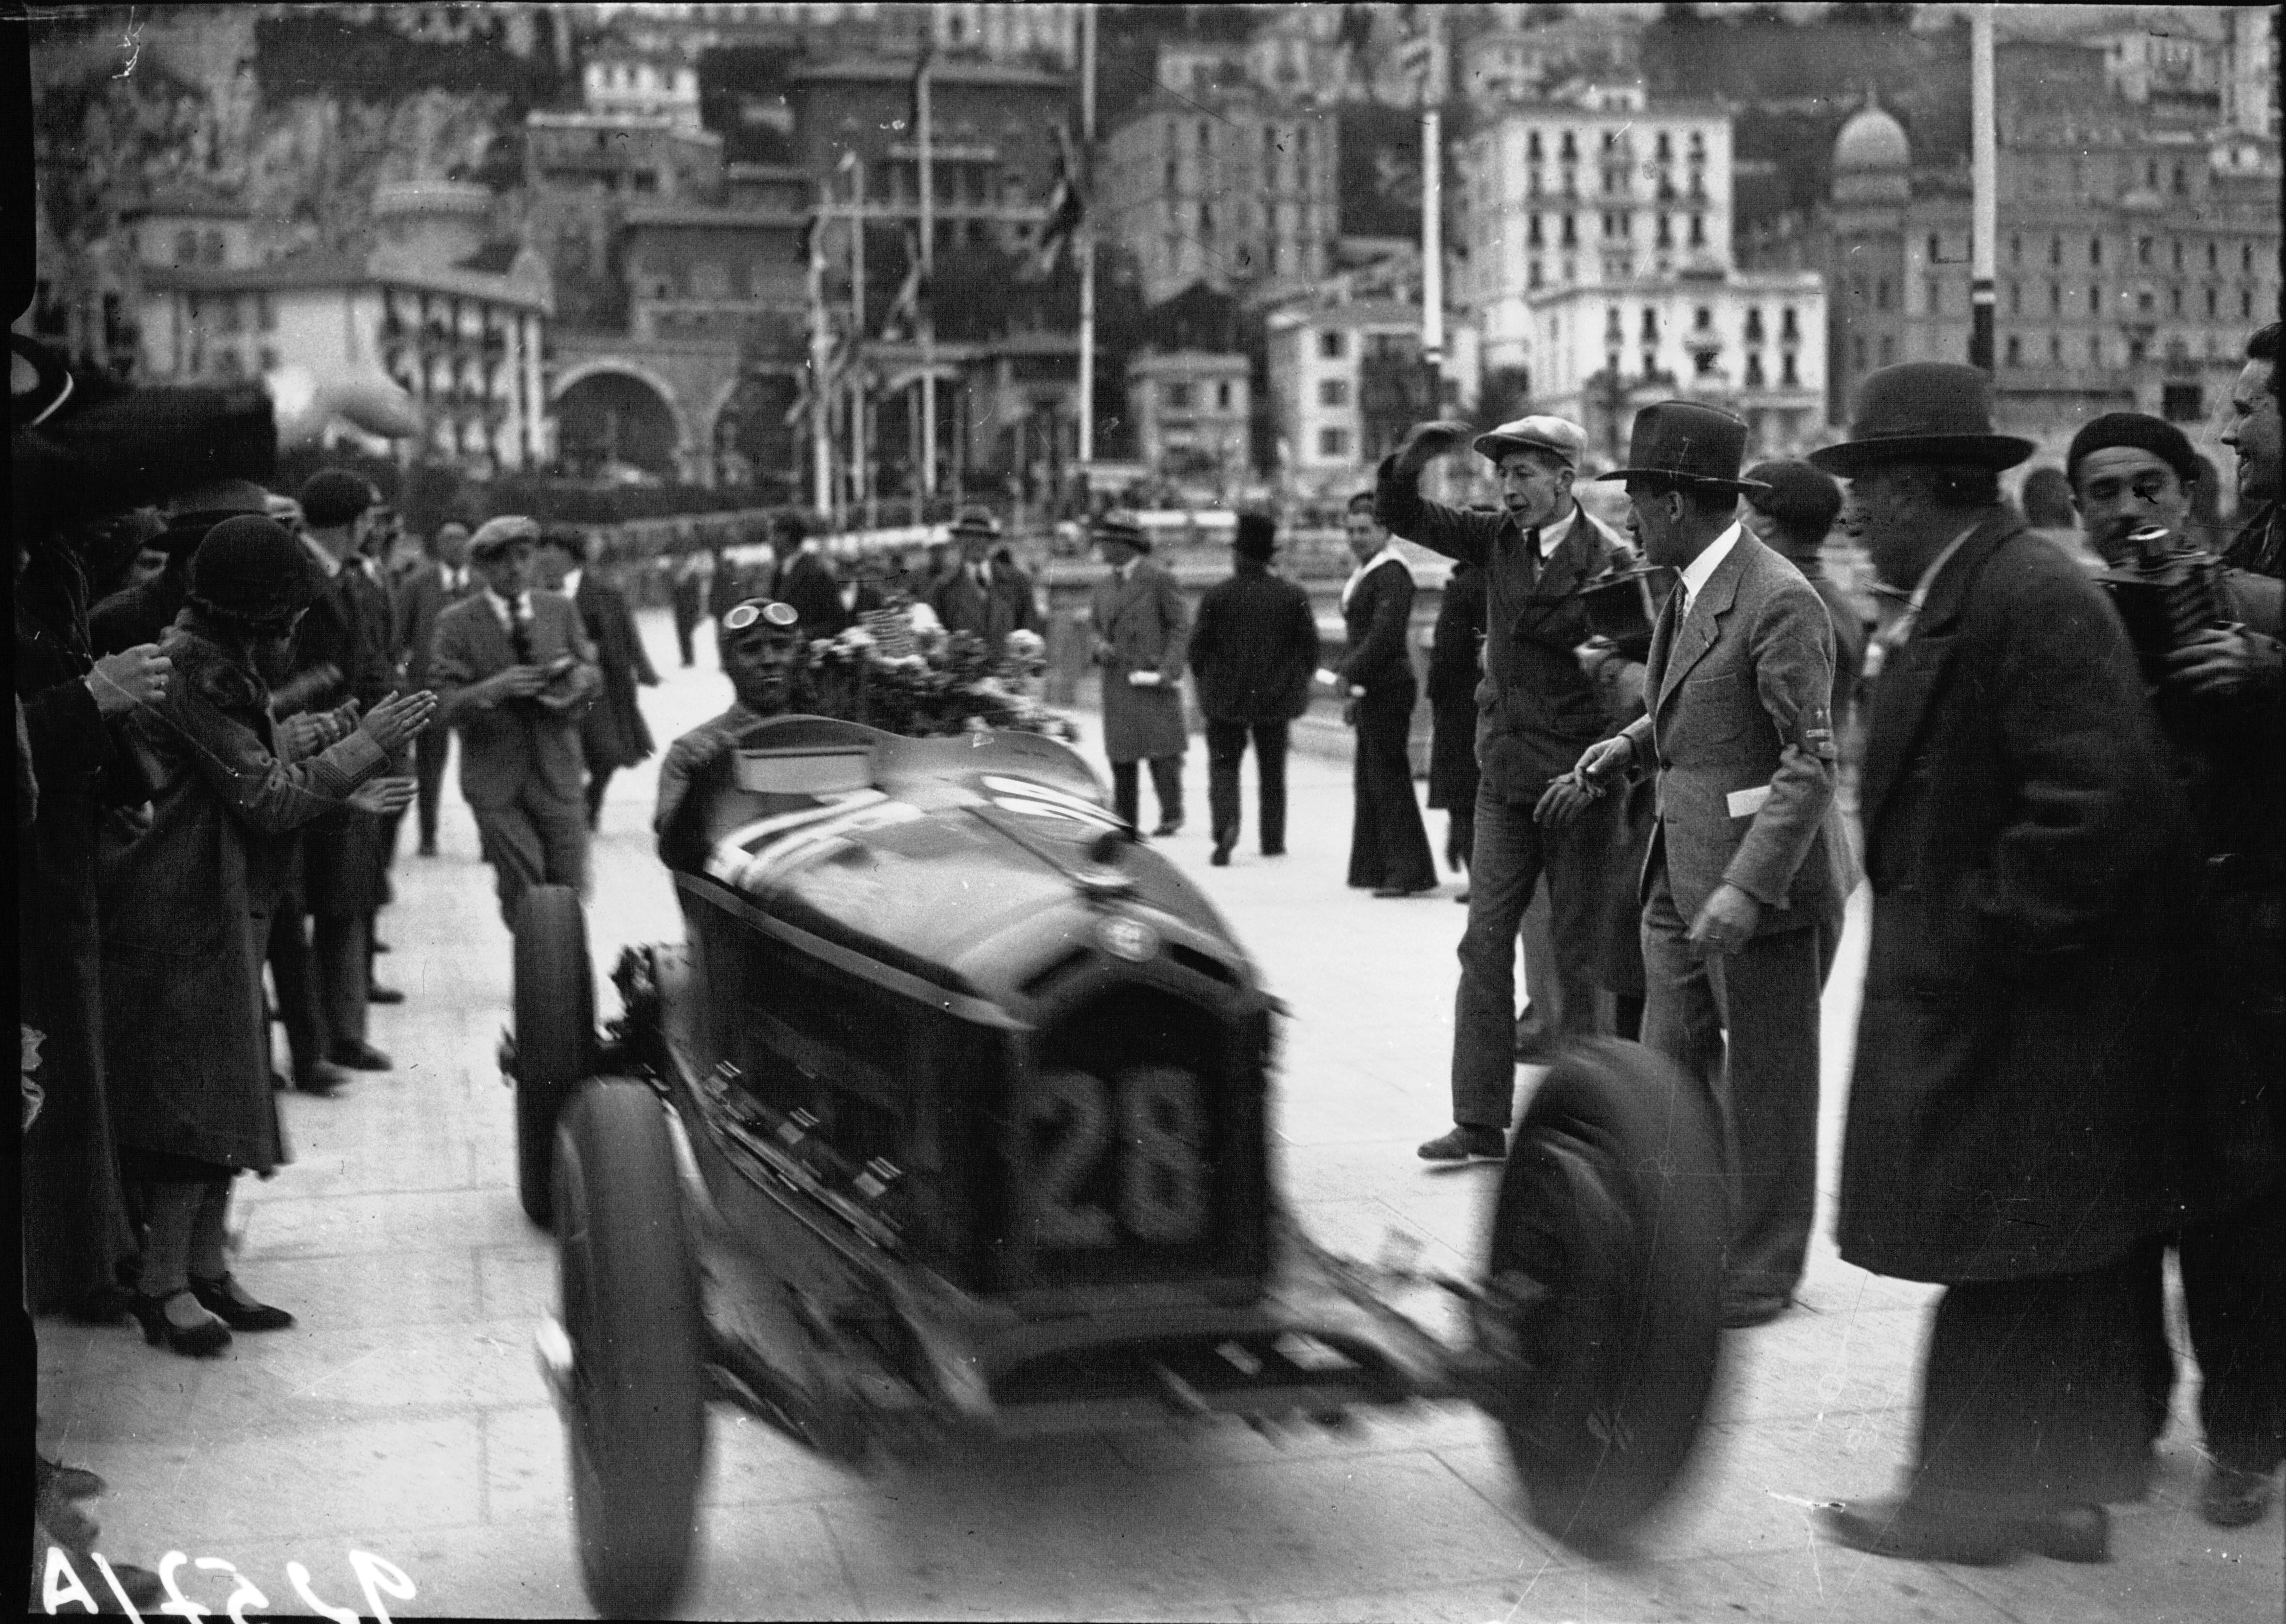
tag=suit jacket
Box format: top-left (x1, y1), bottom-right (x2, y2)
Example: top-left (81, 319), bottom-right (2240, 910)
top-left (430, 591), bottom-right (602, 810)
top-left (929, 560), bottom-right (1040, 649)
top-left (1838, 508), bottom-right (2193, 1282)
top-left (574, 572), bottom-right (658, 767)
top-left (1616, 531), bottom-right (1852, 934)
top-left (774, 548), bottom-right (849, 636)
top-left (1426, 561), bottom-right (1486, 811)
top-left (1089, 558), bottom-right (1189, 763)
top-left (1187, 559), bottom-right (1317, 724)
top-left (284, 552), bottom-right (399, 916)
top-left (1376, 468), bottom-right (1637, 797)
top-left (395, 561), bottom-right (476, 691)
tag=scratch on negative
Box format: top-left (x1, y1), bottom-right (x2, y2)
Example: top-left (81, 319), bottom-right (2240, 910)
top-left (114, 9), bottom-right (142, 79)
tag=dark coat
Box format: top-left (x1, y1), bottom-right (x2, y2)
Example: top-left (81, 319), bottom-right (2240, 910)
top-left (1615, 532), bottom-right (1855, 935)
top-left (289, 554), bottom-right (397, 918)
top-left (775, 548), bottom-right (852, 637)
top-left (1838, 509), bottom-right (2194, 1284)
top-left (430, 591), bottom-right (601, 810)
top-left (707, 557), bottom-right (751, 621)
top-left (1187, 559), bottom-right (1318, 725)
top-left (929, 560), bottom-right (1040, 650)
top-left (1375, 472), bottom-right (1636, 799)
top-left (1425, 560), bottom-right (1485, 811)
top-left (574, 571), bottom-right (658, 768)
top-left (98, 617), bottom-right (390, 1170)
top-left (88, 568), bottom-right (191, 658)
top-left (1334, 554), bottom-right (1420, 694)
top-left (394, 560), bottom-right (477, 692)
top-left (1089, 558), bottom-right (1190, 763)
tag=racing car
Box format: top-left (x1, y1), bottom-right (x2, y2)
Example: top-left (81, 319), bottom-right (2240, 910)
top-left (504, 714), bottom-right (1726, 1617)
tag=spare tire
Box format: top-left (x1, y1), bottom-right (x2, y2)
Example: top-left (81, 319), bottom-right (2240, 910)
top-left (512, 886), bottom-right (594, 1228)
top-left (1473, 1037), bottom-right (1724, 1546)
top-left (556, 1079), bottom-right (707, 1618)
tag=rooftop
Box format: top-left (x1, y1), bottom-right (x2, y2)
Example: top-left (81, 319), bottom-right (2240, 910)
top-left (792, 57), bottom-right (1068, 91)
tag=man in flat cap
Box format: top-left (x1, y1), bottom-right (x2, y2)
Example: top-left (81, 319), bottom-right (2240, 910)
top-left (1795, 363), bottom-right (2191, 1564)
top-left (1188, 510), bottom-right (1318, 865)
top-left (1088, 511), bottom-right (1189, 836)
top-left (1568, 402), bottom-right (1852, 1331)
top-left (930, 506), bottom-right (1039, 650)
top-left (1376, 413), bottom-right (1635, 1161)
top-left (429, 517), bottom-right (602, 929)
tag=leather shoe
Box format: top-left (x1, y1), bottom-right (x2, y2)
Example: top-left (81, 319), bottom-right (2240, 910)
top-left (189, 1272), bottom-right (295, 1332)
top-left (365, 982), bottom-right (406, 1005)
top-left (1417, 1125), bottom-right (1506, 1162)
top-left (1720, 1292), bottom-right (1794, 1329)
top-left (417, 840), bottom-right (439, 857)
top-left (293, 1060), bottom-right (351, 1094)
top-left (327, 1040), bottom-right (392, 1071)
top-left (1152, 818), bottom-right (1184, 838)
top-left (1210, 835), bottom-right (1234, 867)
top-left (371, 937), bottom-right (392, 954)
top-left (2199, 1462), bottom-right (2277, 1528)
top-left (1820, 1496), bottom-right (2107, 1564)
top-left (1372, 881), bottom-right (1436, 898)
top-left (1260, 846), bottom-right (1286, 857)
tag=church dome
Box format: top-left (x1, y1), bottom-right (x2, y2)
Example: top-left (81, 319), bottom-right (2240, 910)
top-left (1834, 103), bottom-right (1910, 172)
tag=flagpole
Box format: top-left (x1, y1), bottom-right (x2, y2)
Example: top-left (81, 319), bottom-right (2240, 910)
top-left (1969, 5), bottom-right (1997, 372)
top-left (1077, 5), bottom-right (1096, 473)
top-left (851, 154), bottom-right (867, 520)
top-left (918, 34), bottom-right (938, 504)
top-left (810, 180), bottom-right (834, 524)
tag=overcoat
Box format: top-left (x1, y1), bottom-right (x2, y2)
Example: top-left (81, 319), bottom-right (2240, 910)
top-left (1187, 559), bottom-right (1317, 726)
top-left (1424, 560), bottom-right (1485, 811)
top-left (291, 554), bottom-right (397, 919)
top-left (574, 571), bottom-right (658, 768)
top-left (1374, 470), bottom-right (1635, 799)
top-left (1838, 508), bottom-right (2193, 1283)
top-left (1089, 558), bottom-right (1190, 763)
top-left (1616, 531), bottom-right (1855, 934)
top-left (98, 615), bottom-right (390, 1171)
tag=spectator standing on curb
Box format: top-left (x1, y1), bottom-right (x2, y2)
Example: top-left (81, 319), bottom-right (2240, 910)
top-left (394, 519), bottom-right (475, 856)
top-left (1087, 511), bottom-right (1189, 837)
top-left (1810, 364), bottom-right (2192, 1564)
top-left (1376, 415), bottom-right (1635, 1162)
top-left (536, 527), bottom-right (658, 830)
top-left (671, 549), bottom-right (711, 668)
top-left (1322, 493), bottom-right (1436, 897)
top-left (87, 479), bottom-right (269, 657)
top-left (931, 508), bottom-right (1040, 648)
top-left (1188, 510), bottom-right (1318, 867)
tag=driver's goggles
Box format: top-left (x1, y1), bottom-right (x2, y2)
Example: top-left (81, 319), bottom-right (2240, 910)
top-left (723, 599), bottom-right (801, 633)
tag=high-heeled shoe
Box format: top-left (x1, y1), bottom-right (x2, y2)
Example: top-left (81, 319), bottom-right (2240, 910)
top-left (128, 1290), bottom-right (232, 1357)
top-left (188, 1273), bottom-right (295, 1332)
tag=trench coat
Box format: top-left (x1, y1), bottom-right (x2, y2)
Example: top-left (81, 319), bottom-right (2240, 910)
top-left (1838, 508), bottom-right (2194, 1283)
top-left (574, 571), bottom-right (658, 769)
top-left (1090, 557), bottom-right (1190, 764)
top-left (98, 616), bottom-right (391, 1171)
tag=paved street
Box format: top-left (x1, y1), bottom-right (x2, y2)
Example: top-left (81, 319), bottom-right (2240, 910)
top-left (35, 608), bottom-right (2279, 1622)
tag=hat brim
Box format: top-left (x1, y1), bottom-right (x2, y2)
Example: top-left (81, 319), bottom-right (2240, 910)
top-left (1474, 433), bottom-right (1577, 467)
top-left (1591, 467), bottom-right (1772, 493)
top-left (1806, 433), bottom-right (2037, 476)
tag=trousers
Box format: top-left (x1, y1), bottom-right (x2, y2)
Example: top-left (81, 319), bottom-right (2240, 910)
top-left (412, 724), bottom-right (451, 849)
top-left (2142, 1189), bottom-right (2286, 1473)
top-left (310, 912), bottom-right (370, 1051)
top-left (1110, 757), bottom-right (1184, 831)
top-left (265, 898), bottom-right (325, 1077)
top-left (1347, 680), bottom-right (1434, 890)
top-left (471, 779), bottom-right (591, 929)
top-left (1450, 782), bottom-right (1602, 1129)
top-left (1639, 855), bottom-right (1835, 1297)
top-left (1204, 718), bottom-right (1290, 854)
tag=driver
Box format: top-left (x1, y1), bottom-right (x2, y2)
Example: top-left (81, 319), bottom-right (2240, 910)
top-left (654, 597), bottom-right (806, 872)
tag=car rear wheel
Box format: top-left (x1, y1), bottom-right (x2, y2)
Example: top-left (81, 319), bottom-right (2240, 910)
top-left (513, 885), bottom-right (594, 1228)
top-left (555, 1080), bottom-right (707, 1618)
top-left (1474, 1038), bottom-right (1724, 1546)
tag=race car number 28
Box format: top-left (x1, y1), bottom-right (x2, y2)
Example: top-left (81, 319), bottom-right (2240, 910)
top-left (1029, 1067), bottom-right (1207, 1248)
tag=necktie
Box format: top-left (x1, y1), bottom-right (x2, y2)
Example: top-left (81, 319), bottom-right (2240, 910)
top-left (1522, 529), bottom-right (1541, 587)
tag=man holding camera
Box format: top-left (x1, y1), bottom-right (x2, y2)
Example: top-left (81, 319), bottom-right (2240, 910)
top-left (429, 516), bottom-right (601, 929)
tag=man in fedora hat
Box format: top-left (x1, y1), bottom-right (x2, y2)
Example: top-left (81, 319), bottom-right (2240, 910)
top-left (1793, 362), bottom-right (2192, 1563)
top-left (1568, 401), bottom-right (1854, 1331)
top-left (1376, 413), bottom-right (1635, 1160)
top-left (930, 505), bottom-right (1039, 650)
top-left (1187, 510), bottom-right (1318, 865)
top-left (430, 516), bottom-right (602, 929)
top-left (1088, 511), bottom-right (1189, 836)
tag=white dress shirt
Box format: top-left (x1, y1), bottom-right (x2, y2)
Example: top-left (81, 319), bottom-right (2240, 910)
top-left (484, 587), bottom-right (534, 631)
top-left (559, 567), bottom-right (583, 600)
top-left (1677, 521), bottom-right (1744, 620)
top-left (1527, 503), bottom-right (1576, 561)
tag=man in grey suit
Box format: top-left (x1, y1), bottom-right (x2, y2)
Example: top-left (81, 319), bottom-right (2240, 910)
top-left (1088, 511), bottom-right (1189, 835)
top-left (1572, 401), bottom-right (1855, 1330)
top-left (930, 507), bottom-right (1039, 651)
top-left (429, 516), bottom-right (602, 928)
top-left (394, 518), bottom-right (474, 856)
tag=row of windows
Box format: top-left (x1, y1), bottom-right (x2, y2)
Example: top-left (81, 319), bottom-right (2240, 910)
top-left (1599, 306), bottom-right (1804, 345)
top-left (179, 343), bottom-right (281, 379)
top-left (183, 292), bottom-right (277, 333)
top-left (1155, 379), bottom-right (1239, 411)
top-left (1588, 345), bottom-right (1800, 387)
top-left (1521, 211), bottom-right (1708, 250)
top-left (1164, 118), bottom-right (1316, 166)
top-left (2007, 233), bottom-right (2266, 274)
top-left (1510, 170), bottom-right (1709, 204)
top-left (2005, 279), bottom-right (2265, 320)
top-left (1521, 128), bottom-right (1708, 164)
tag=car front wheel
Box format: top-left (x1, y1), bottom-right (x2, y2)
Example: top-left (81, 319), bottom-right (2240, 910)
top-left (512, 885), bottom-right (595, 1228)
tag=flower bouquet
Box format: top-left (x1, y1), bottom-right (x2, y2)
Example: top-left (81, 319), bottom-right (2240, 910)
top-left (801, 612), bottom-right (1076, 741)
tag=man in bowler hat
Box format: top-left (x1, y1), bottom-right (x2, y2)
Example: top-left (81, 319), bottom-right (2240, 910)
top-left (1088, 512), bottom-right (1189, 835)
top-left (1793, 363), bottom-right (2191, 1563)
top-left (429, 517), bottom-right (602, 927)
top-left (1570, 402), bottom-right (1854, 1330)
top-left (1376, 414), bottom-right (1635, 1159)
top-left (1187, 510), bottom-right (1318, 865)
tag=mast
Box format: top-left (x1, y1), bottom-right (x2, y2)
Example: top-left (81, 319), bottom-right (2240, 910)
top-left (918, 30), bottom-right (937, 500)
top-left (1970, 5), bottom-right (1997, 372)
top-left (1078, 5), bottom-right (1097, 471)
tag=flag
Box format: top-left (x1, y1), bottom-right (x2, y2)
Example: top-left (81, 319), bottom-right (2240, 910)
top-left (884, 232), bottom-right (927, 340)
top-left (1028, 122), bottom-right (1087, 281)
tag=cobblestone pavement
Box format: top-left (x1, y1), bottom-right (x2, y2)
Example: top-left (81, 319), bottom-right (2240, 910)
top-left (34, 610), bottom-right (2278, 1621)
